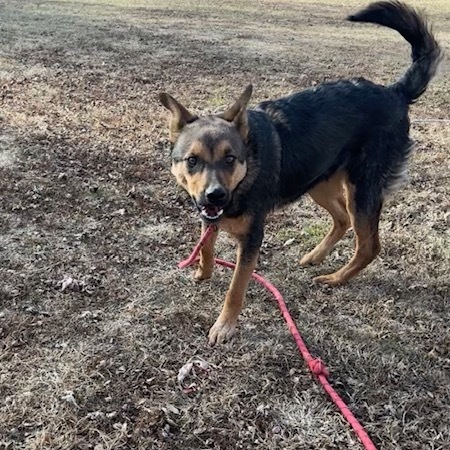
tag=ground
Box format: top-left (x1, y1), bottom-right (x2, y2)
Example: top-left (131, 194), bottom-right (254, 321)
top-left (0, 0), bottom-right (449, 449)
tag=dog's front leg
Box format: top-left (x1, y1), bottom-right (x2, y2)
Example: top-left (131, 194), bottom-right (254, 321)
top-left (208, 226), bottom-right (262, 345)
top-left (194, 223), bottom-right (218, 281)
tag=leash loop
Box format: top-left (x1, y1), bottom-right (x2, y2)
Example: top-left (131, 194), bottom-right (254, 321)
top-left (178, 225), bottom-right (216, 269)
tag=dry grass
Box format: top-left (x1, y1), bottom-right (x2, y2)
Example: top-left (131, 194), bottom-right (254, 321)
top-left (1, 0), bottom-right (449, 449)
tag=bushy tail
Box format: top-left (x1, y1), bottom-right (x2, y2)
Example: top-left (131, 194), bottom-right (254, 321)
top-left (348, 1), bottom-right (442, 103)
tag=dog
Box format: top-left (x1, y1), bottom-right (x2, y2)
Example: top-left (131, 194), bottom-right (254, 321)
top-left (159, 1), bottom-right (442, 345)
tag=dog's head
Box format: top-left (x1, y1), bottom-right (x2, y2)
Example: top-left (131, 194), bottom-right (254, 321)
top-left (159, 85), bottom-right (252, 222)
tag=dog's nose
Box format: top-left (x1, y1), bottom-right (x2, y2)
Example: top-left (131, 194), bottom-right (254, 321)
top-left (205, 185), bottom-right (227, 204)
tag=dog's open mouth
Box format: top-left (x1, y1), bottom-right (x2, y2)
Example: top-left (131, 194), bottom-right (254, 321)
top-left (200, 205), bottom-right (224, 221)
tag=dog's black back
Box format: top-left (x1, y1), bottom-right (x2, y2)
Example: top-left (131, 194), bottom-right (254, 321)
top-left (253, 80), bottom-right (409, 203)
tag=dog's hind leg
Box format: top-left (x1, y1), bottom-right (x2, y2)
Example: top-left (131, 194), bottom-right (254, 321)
top-left (314, 181), bottom-right (382, 286)
top-left (194, 223), bottom-right (219, 281)
top-left (300, 172), bottom-right (350, 266)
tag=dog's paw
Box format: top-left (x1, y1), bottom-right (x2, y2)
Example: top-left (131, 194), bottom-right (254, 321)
top-left (208, 316), bottom-right (237, 346)
top-left (194, 267), bottom-right (213, 282)
top-left (313, 273), bottom-right (344, 287)
top-left (300, 251), bottom-right (326, 266)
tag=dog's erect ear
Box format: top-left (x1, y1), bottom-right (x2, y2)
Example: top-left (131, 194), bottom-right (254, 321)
top-left (159, 93), bottom-right (198, 143)
top-left (220, 84), bottom-right (253, 143)
top-left (221, 84), bottom-right (253, 121)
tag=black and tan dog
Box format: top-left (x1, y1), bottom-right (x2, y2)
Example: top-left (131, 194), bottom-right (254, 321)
top-left (160, 1), bottom-right (442, 345)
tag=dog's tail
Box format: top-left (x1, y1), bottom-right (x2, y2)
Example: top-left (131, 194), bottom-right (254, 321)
top-left (348, 1), bottom-right (442, 103)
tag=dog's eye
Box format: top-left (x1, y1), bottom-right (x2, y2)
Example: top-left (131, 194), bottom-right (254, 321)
top-left (187, 156), bottom-right (197, 168)
top-left (225, 155), bottom-right (236, 165)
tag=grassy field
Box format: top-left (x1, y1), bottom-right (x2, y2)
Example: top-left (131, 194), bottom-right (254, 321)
top-left (1, 0), bottom-right (449, 449)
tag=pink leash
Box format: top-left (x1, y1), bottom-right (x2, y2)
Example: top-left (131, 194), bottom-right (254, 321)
top-left (178, 225), bottom-right (378, 450)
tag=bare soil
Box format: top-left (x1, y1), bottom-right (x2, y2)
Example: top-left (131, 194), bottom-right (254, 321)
top-left (1, 1), bottom-right (449, 449)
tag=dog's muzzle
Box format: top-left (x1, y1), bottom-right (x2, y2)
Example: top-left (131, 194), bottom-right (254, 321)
top-left (195, 185), bottom-right (228, 222)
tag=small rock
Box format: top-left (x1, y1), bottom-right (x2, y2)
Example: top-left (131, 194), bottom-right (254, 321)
top-left (112, 208), bottom-right (126, 216)
top-left (444, 211), bottom-right (450, 225)
top-left (283, 238), bottom-right (295, 247)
